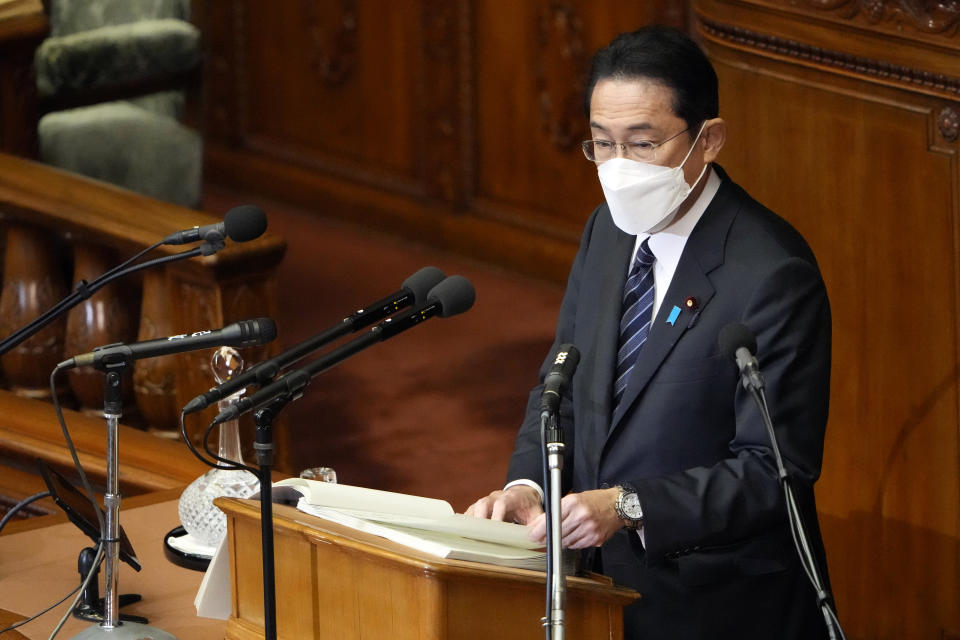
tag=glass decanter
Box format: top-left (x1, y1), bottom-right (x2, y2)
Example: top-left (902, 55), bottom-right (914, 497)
top-left (178, 346), bottom-right (260, 549)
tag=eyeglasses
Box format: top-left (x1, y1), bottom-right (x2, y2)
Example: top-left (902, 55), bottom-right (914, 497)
top-left (581, 127), bottom-right (691, 163)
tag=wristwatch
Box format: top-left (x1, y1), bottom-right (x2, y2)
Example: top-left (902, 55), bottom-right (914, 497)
top-left (614, 484), bottom-right (644, 529)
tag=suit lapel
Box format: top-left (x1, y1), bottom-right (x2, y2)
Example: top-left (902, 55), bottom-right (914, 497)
top-left (607, 172), bottom-right (739, 434)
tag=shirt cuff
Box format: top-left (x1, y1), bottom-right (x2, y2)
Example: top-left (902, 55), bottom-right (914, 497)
top-left (503, 479), bottom-right (544, 505)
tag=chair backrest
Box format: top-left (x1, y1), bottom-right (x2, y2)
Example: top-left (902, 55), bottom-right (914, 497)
top-left (48, 0), bottom-right (190, 37)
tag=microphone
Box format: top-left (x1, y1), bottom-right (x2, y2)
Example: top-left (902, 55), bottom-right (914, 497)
top-left (181, 266), bottom-right (446, 414)
top-left (718, 323), bottom-right (764, 390)
top-left (212, 275), bottom-right (475, 424)
top-left (346, 265), bottom-right (447, 331)
top-left (162, 205), bottom-right (268, 247)
top-left (376, 274), bottom-right (475, 340)
top-left (60, 318), bottom-right (278, 371)
top-left (539, 344), bottom-right (580, 415)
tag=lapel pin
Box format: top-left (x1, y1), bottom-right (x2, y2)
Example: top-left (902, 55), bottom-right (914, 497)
top-left (666, 305), bottom-right (681, 326)
top-left (685, 296), bottom-right (699, 311)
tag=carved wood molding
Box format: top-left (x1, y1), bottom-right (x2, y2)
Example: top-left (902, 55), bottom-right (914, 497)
top-left (419, 0), bottom-right (463, 203)
top-left (195, 2), bottom-right (241, 142)
top-left (233, 1), bottom-right (249, 142)
top-left (699, 14), bottom-right (960, 98)
top-left (940, 106), bottom-right (959, 142)
top-left (302, 0), bottom-right (357, 88)
top-left (754, 0), bottom-right (960, 37)
top-left (535, 1), bottom-right (588, 151)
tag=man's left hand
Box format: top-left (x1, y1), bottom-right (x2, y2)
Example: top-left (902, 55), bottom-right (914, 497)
top-left (526, 487), bottom-right (623, 549)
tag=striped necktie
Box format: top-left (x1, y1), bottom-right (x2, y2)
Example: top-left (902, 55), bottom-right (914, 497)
top-left (614, 238), bottom-right (656, 409)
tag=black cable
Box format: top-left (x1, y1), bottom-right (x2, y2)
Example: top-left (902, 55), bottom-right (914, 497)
top-left (179, 409), bottom-right (229, 469)
top-left (42, 364), bottom-right (108, 636)
top-left (749, 386), bottom-right (845, 640)
top-left (46, 543), bottom-right (104, 640)
top-left (50, 365), bottom-right (105, 535)
top-left (0, 368), bottom-right (109, 637)
top-left (202, 415), bottom-right (258, 473)
top-left (179, 409), bottom-right (256, 473)
top-left (96, 240), bottom-right (164, 285)
top-left (0, 580), bottom-right (80, 636)
top-left (0, 491), bottom-right (51, 535)
top-left (0, 551), bottom-right (91, 637)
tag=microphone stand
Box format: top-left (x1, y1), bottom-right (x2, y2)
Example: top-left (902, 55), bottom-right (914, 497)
top-left (0, 245), bottom-right (206, 357)
top-left (72, 365), bottom-right (176, 640)
top-left (742, 380), bottom-right (845, 640)
top-left (250, 394), bottom-right (288, 640)
top-left (540, 409), bottom-right (566, 640)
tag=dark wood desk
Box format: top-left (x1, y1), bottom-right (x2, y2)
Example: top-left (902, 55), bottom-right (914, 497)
top-left (0, 490), bottom-right (225, 639)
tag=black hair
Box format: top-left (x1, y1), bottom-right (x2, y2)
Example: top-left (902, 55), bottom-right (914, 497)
top-left (585, 26), bottom-right (719, 131)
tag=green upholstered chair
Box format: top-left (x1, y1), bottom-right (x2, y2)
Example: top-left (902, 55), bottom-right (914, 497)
top-left (35, 0), bottom-right (202, 208)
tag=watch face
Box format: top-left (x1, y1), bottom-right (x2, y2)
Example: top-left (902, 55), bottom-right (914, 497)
top-left (622, 493), bottom-right (643, 519)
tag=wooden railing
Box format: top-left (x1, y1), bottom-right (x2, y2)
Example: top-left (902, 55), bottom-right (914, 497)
top-left (0, 152), bottom-right (286, 514)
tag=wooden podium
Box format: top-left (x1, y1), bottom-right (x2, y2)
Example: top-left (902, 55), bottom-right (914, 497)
top-left (219, 498), bottom-right (639, 640)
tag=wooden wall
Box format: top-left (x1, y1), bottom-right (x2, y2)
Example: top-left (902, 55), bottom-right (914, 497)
top-left (194, 0), bottom-right (685, 282)
top-left (195, 1), bottom-right (960, 638)
top-left (692, 1), bottom-right (960, 639)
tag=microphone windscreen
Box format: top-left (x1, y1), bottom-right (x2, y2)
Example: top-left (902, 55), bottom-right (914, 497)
top-left (718, 323), bottom-right (757, 361)
top-left (429, 275), bottom-right (476, 317)
top-left (402, 266), bottom-right (446, 305)
top-left (250, 317), bottom-right (278, 343)
top-left (224, 205), bottom-right (268, 242)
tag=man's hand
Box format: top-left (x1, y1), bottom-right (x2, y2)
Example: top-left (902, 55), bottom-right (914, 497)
top-left (464, 485), bottom-right (543, 524)
top-left (527, 487), bottom-right (622, 549)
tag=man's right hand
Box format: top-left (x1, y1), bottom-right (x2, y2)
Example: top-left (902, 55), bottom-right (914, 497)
top-left (464, 484), bottom-right (543, 524)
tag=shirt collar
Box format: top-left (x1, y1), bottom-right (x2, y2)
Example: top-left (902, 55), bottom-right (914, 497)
top-left (635, 165), bottom-right (722, 268)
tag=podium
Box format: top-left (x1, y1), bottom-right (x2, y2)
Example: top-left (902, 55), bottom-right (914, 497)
top-left (218, 498), bottom-right (639, 640)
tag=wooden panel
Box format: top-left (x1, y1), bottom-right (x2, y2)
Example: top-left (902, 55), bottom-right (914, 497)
top-left (240, 2), bottom-right (420, 185)
top-left (222, 498), bottom-right (636, 640)
top-left (196, 0), bottom-right (687, 282)
top-left (693, 2), bottom-right (960, 638)
top-left (472, 1), bottom-right (684, 236)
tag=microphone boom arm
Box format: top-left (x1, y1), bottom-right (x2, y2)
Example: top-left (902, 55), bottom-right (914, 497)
top-left (213, 327), bottom-right (384, 424)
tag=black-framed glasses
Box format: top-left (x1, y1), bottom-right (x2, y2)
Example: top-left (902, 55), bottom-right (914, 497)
top-left (581, 127), bottom-right (691, 163)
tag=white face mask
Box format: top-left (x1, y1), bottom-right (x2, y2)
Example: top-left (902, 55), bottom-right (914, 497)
top-left (597, 123), bottom-right (707, 235)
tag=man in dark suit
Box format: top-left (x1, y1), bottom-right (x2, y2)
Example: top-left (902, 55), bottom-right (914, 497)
top-left (467, 26), bottom-right (833, 639)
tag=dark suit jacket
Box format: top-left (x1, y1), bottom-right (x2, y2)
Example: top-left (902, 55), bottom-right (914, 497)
top-left (507, 166), bottom-right (832, 639)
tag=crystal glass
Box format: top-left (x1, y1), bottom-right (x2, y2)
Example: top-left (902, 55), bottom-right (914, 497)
top-left (178, 347), bottom-right (260, 548)
top-left (300, 466), bottom-right (337, 483)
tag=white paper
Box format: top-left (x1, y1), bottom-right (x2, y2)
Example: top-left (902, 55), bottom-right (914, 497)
top-left (195, 537), bottom-right (231, 620)
top-left (273, 478), bottom-right (454, 518)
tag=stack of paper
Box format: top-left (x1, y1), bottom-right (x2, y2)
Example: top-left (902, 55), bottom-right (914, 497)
top-left (273, 478), bottom-right (547, 570)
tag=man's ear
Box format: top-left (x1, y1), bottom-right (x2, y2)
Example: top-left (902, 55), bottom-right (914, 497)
top-left (702, 118), bottom-right (726, 163)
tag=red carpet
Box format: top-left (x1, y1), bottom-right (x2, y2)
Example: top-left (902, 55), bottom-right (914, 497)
top-left (204, 186), bottom-right (565, 511)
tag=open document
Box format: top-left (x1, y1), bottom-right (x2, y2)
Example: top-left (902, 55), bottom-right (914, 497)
top-left (273, 478), bottom-right (547, 570)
